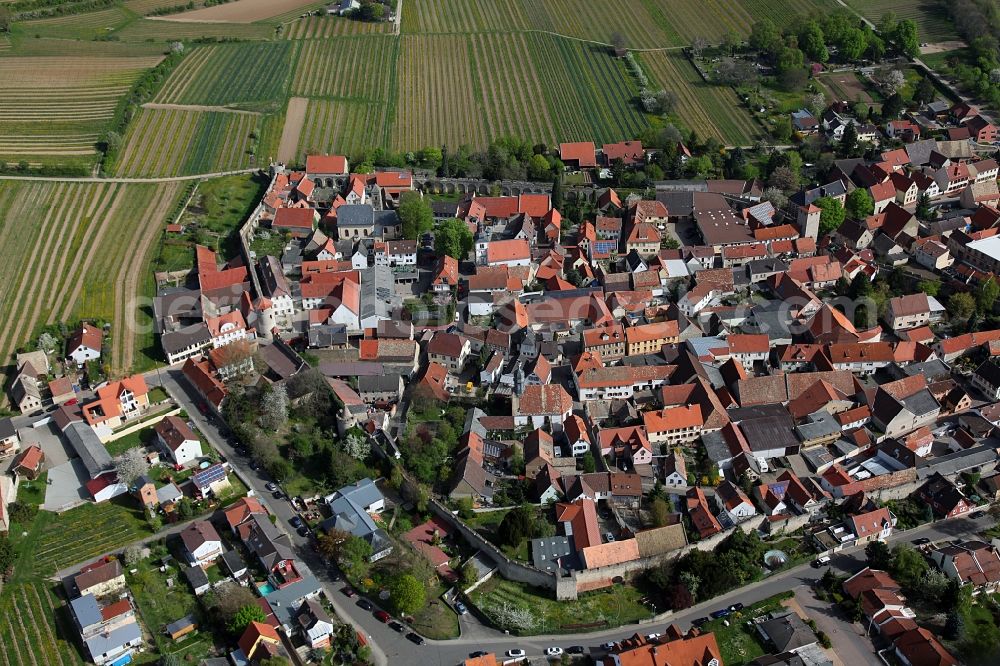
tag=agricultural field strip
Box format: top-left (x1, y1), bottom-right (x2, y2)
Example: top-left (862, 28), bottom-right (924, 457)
top-left (291, 36), bottom-right (395, 101)
top-left (282, 15), bottom-right (393, 39)
top-left (297, 98), bottom-right (388, 159)
top-left (52, 185), bottom-right (134, 327)
top-left (0, 182), bottom-right (72, 360)
top-left (153, 45), bottom-right (218, 103)
top-left (110, 183), bottom-right (181, 372)
top-left (15, 183), bottom-right (112, 358)
top-left (164, 41), bottom-right (292, 106)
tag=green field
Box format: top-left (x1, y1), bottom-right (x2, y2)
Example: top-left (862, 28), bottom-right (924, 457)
top-left (0, 581), bottom-right (84, 666)
top-left (845, 0), bottom-right (960, 43)
top-left (297, 98), bottom-right (392, 160)
top-left (471, 577), bottom-right (653, 634)
top-left (641, 51), bottom-right (761, 145)
top-left (158, 41), bottom-right (293, 106)
top-left (0, 53), bottom-right (162, 168)
top-left (291, 34), bottom-right (398, 101)
top-left (0, 181), bottom-right (182, 372)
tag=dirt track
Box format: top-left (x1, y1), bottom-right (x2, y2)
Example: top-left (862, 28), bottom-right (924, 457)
top-left (277, 97), bottom-right (308, 164)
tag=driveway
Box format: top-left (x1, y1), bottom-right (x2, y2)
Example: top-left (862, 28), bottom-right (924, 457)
top-left (790, 587), bottom-right (880, 666)
top-left (43, 458), bottom-right (90, 512)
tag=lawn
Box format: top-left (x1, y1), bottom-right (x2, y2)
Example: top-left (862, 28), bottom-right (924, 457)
top-left (105, 425), bottom-right (158, 457)
top-left (128, 557), bottom-right (215, 661)
top-left (470, 577), bottom-right (653, 634)
top-left (699, 592), bottom-right (793, 666)
top-left (409, 584), bottom-right (461, 640)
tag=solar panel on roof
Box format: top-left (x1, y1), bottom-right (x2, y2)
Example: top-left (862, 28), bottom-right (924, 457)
top-left (194, 464), bottom-right (226, 486)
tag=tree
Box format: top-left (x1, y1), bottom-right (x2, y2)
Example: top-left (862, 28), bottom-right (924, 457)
top-left (815, 197), bottom-right (846, 236)
top-left (949, 291), bottom-right (976, 323)
top-left (917, 280), bottom-right (940, 297)
top-left (497, 506), bottom-right (534, 547)
top-left (866, 539), bottom-right (893, 570)
top-left (749, 19), bottom-right (782, 56)
top-left (944, 609), bottom-right (964, 640)
top-left (915, 191), bottom-right (936, 220)
top-left (339, 535), bottom-right (373, 577)
top-left (318, 528), bottom-right (352, 561)
top-left (882, 92), bottom-right (905, 119)
top-left (768, 166), bottom-right (798, 191)
top-left (527, 153), bottom-right (552, 181)
top-left (398, 191), bottom-right (433, 240)
top-left (36, 332), bottom-right (58, 353)
top-left (460, 561), bottom-right (479, 588)
top-left (358, 2), bottom-right (384, 21)
top-left (434, 217), bottom-right (474, 260)
top-left (650, 498), bottom-right (670, 527)
top-left (978, 277), bottom-right (1000, 314)
top-left (806, 92), bottom-right (826, 117)
top-left (878, 11), bottom-right (898, 40)
top-left (0, 536), bottom-right (15, 574)
top-left (342, 430), bottom-right (370, 460)
top-left (891, 545), bottom-right (928, 589)
top-left (839, 27), bottom-right (868, 61)
top-left (389, 573), bottom-right (426, 615)
top-left (845, 188), bottom-right (875, 220)
top-left (259, 383), bottom-right (288, 432)
top-left (581, 451), bottom-right (596, 473)
top-left (840, 122), bottom-right (859, 157)
top-left (893, 19), bottom-right (920, 58)
top-left (551, 175), bottom-right (564, 211)
top-left (211, 582), bottom-right (259, 621)
top-left (667, 583), bottom-right (694, 610)
top-left (914, 76), bottom-right (936, 104)
top-left (690, 37), bottom-right (708, 58)
top-left (762, 186), bottom-right (788, 211)
top-left (229, 603), bottom-right (266, 634)
top-left (609, 32), bottom-right (626, 52)
top-left (177, 497), bottom-right (194, 519)
top-left (799, 21), bottom-right (829, 63)
top-left (113, 447), bottom-right (149, 488)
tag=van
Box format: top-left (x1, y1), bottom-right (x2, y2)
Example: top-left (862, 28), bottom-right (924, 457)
top-left (812, 555), bottom-right (831, 568)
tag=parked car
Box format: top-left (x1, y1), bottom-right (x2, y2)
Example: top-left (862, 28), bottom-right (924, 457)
top-left (912, 537), bottom-right (931, 545)
top-left (357, 599), bottom-right (373, 611)
top-left (340, 586), bottom-right (355, 597)
top-left (296, 525), bottom-right (310, 537)
top-left (265, 482), bottom-right (277, 491)
top-left (289, 516), bottom-right (303, 528)
top-left (506, 649), bottom-right (526, 658)
top-left (272, 490), bottom-right (283, 499)
top-left (567, 646), bottom-right (585, 654)
top-left (646, 632), bottom-right (662, 640)
top-left (729, 603), bottom-right (744, 612)
top-left (691, 617), bottom-right (709, 627)
top-left (374, 610), bottom-right (391, 623)
top-left (604, 532), bottom-right (616, 542)
top-left (601, 642), bottom-right (616, 650)
top-left (469, 651), bottom-right (488, 658)
top-left (406, 632), bottom-right (425, 645)
top-left (388, 621), bottom-right (405, 633)
top-left (545, 647), bottom-right (564, 656)
top-left (812, 555), bottom-right (831, 568)
top-left (710, 608), bottom-right (731, 619)
top-left (454, 601), bottom-right (467, 615)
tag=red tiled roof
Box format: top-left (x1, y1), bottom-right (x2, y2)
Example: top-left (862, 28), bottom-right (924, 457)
top-left (306, 154), bottom-right (348, 174)
top-left (560, 142), bottom-right (597, 167)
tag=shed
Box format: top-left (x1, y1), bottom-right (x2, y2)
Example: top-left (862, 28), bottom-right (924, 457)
top-left (165, 614), bottom-right (198, 640)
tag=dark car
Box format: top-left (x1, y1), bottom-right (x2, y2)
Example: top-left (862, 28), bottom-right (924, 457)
top-left (912, 537), bottom-right (931, 545)
top-left (406, 632), bottom-right (425, 645)
top-left (357, 599), bottom-right (374, 611)
top-left (388, 621), bottom-right (405, 633)
top-left (710, 609), bottom-right (731, 619)
top-left (567, 646), bottom-right (586, 654)
top-left (729, 603), bottom-right (744, 612)
top-left (340, 586), bottom-right (355, 597)
top-left (374, 610), bottom-right (391, 623)
top-left (289, 516), bottom-right (303, 528)
top-left (691, 617), bottom-right (710, 627)
top-left (296, 525), bottom-right (310, 537)
top-left (272, 490), bottom-right (283, 499)
top-left (469, 651), bottom-right (488, 658)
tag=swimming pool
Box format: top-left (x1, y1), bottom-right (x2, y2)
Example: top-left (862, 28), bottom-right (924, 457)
top-left (257, 582), bottom-right (275, 596)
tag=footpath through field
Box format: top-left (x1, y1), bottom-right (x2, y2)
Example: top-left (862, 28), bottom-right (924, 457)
top-left (142, 102), bottom-right (261, 115)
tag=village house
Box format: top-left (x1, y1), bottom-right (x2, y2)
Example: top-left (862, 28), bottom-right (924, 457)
top-left (154, 415), bottom-right (203, 467)
top-left (67, 323), bottom-right (102, 367)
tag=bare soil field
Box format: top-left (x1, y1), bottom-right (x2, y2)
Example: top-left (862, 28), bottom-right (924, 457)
top-left (815, 71), bottom-right (874, 105)
top-left (920, 41), bottom-right (966, 55)
top-left (278, 97), bottom-right (308, 163)
top-left (156, 0), bottom-right (318, 23)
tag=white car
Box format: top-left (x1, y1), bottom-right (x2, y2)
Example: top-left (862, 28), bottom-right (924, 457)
top-left (506, 649), bottom-right (526, 658)
top-left (646, 632), bottom-right (662, 640)
top-left (545, 647), bottom-right (564, 656)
